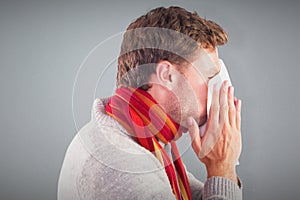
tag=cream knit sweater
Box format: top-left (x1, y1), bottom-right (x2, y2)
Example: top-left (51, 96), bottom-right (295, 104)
top-left (58, 97), bottom-right (243, 200)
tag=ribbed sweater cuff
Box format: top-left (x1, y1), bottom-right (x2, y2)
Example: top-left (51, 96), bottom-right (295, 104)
top-left (203, 176), bottom-right (243, 200)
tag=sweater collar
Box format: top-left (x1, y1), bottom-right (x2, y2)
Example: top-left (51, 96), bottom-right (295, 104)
top-left (92, 97), bottom-right (170, 150)
top-left (92, 97), bottom-right (131, 138)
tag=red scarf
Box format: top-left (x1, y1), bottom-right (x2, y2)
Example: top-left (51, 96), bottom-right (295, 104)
top-left (105, 87), bottom-right (192, 200)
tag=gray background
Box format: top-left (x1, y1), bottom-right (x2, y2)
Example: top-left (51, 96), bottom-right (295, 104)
top-left (1, 0), bottom-right (300, 199)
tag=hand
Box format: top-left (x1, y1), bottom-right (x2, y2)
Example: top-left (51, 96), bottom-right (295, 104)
top-left (187, 80), bottom-right (242, 183)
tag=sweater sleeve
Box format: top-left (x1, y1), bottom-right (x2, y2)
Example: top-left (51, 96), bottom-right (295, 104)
top-left (186, 171), bottom-right (243, 200)
top-left (203, 176), bottom-right (243, 200)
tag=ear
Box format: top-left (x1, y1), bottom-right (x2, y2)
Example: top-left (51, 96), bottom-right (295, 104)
top-left (155, 60), bottom-right (179, 90)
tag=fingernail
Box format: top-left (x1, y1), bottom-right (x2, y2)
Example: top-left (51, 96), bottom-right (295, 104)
top-left (230, 86), bottom-right (234, 96)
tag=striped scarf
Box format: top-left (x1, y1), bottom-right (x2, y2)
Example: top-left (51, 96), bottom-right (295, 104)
top-left (105, 87), bottom-right (192, 200)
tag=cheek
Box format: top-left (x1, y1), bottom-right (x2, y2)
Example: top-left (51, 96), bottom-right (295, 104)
top-left (179, 67), bottom-right (208, 114)
top-left (196, 84), bottom-right (208, 109)
top-left (201, 84), bottom-right (208, 101)
top-left (187, 68), bottom-right (207, 101)
top-left (188, 76), bottom-right (208, 114)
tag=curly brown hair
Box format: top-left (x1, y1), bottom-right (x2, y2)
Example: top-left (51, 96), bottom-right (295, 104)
top-left (117, 6), bottom-right (228, 90)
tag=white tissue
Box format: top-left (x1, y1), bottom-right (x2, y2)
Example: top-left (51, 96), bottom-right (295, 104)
top-left (199, 59), bottom-right (232, 137)
top-left (198, 59), bottom-right (239, 165)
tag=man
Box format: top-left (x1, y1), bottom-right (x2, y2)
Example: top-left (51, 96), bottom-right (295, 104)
top-left (58, 6), bottom-right (243, 200)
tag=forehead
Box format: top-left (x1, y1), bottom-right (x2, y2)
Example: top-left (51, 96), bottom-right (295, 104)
top-left (189, 47), bottom-right (220, 78)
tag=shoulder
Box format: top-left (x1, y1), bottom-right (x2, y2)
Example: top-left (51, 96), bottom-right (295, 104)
top-left (77, 153), bottom-right (175, 200)
top-left (75, 122), bottom-right (176, 200)
top-left (58, 119), bottom-right (175, 200)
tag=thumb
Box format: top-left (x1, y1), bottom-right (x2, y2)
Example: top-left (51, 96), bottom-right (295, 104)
top-left (187, 117), bottom-right (202, 158)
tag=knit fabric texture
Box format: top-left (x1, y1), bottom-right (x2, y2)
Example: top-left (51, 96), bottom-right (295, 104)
top-left (57, 97), bottom-right (243, 200)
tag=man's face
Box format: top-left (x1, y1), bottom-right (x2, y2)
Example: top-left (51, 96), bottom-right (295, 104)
top-left (166, 47), bottom-right (220, 137)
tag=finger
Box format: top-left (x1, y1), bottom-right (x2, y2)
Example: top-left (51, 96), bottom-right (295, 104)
top-left (228, 86), bottom-right (236, 127)
top-left (208, 83), bottom-right (220, 128)
top-left (235, 99), bottom-right (242, 131)
top-left (187, 117), bottom-right (202, 157)
top-left (219, 81), bottom-right (229, 126)
top-left (234, 97), bottom-right (238, 108)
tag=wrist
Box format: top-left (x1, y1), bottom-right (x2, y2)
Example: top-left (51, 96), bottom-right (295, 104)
top-left (206, 162), bottom-right (237, 184)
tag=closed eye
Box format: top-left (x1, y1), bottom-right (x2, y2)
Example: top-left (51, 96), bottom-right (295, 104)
top-left (208, 70), bottom-right (220, 80)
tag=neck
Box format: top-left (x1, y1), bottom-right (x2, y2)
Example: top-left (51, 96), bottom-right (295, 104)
top-left (146, 85), bottom-right (167, 109)
top-left (146, 86), bottom-right (188, 140)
